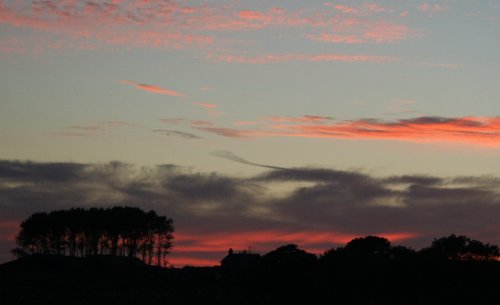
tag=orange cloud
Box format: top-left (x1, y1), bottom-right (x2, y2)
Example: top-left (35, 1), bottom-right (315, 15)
top-left (280, 117), bottom-right (500, 147)
top-left (120, 80), bottom-right (185, 97)
top-left (199, 116), bottom-right (500, 148)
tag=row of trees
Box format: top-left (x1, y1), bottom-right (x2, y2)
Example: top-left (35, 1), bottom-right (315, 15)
top-left (219, 236), bottom-right (500, 305)
top-left (222, 235), bottom-right (500, 273)
top-left (12, 207), bottom-right (174, 266)
top-left (322, 234), bottom-right (500, 262)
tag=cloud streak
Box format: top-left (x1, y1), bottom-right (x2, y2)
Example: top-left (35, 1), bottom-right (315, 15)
top-left (153, 129), bottom-right (201, 139)
top-left (192, 102), bottom-right (217, 109)
top-left (120, 80), bottom-right (185, 97)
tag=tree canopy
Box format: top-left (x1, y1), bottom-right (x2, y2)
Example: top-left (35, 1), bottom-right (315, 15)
top-left (422, 234), bottom-right (500, 261)
top-left (12, 206), bottom-right (174, 266)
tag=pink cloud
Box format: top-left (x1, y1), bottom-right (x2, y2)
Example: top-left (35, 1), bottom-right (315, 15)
top-left (334, 5), bottom-right (358, 14)
top-left (239, 10), bottom-right (273, 21)
top-left (364, 3), bottom-right (393, 13)
top-left (198, 116), bottom-right (500, 148)
top-left (120, 80), bottom-right (185, 97)
top-left (310, 19), bottom-right (412, 44)
top-left (314, 33), bottom-right (365, 44)
top-left (0, 1), bottom-right (414, 54)
top-left (419, 3), bottom-right (446, 13)
top-left (0, 0), bottom-right (214, 50)
top-left (192, 102), bottom-right (217, 109)
top-left (362, 21), bottom-right (411, 43)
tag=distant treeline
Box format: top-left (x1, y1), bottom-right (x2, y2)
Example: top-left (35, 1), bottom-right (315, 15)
top-left (12, 207), bottom-right (174, 266)
top-left (218, 235), bottom-right (500, 305)
top-left (221, 235), bottom-right (500, 273)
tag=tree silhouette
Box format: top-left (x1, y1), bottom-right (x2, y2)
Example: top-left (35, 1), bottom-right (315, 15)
top-left (11, 206), bottom-right (174, 266)
top-left (422, 234), bottom-right (499, 261)
top-left (344, 236), bottom-right (391, 257)
top-left (261, 243), bottom-right (317, 278)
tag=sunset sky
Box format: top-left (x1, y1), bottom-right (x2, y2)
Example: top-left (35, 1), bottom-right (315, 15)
top-left (1, 0), bottom-right (500, 266)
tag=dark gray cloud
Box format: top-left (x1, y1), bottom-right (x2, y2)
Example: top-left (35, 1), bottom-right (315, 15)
top-left (1, 158), bottom-right (500, 265)
top-left (0, 160), bottom-right (86, 183)
top-left (383, 175), bottom-right (442, 186)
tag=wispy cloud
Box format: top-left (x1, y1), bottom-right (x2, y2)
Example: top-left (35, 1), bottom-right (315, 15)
top-left (386, 99), bottom-right (418, 115)
top-left (57, 120), bottom-right (136, 137)
top-left (160, 118), bottom-right (187, 125)
top-left (153, 129), bottom-right (201, 139)
top-left (212, 150), bottom-right (289, 171)
top-left (199, 86), bottom-right (215, 92)
top-left (196, 127), bottom-right (252, 138)
top-left (120, 80), bottom-right (185, 97)
top-left (239, 10), bottom-right (274, 21)
top-left (190, 120), bottom-right (213, 127)
top-left (209, 53), bottom-right (393, 64)
top-left (265, 115), bottom-right (334, 123)
top-left (333, 5), bottom-right (358, 14)
top-left (419, 3), bottom-right (447, 13)
top-left (416, 62), bottom-right (462, 69)
top-left (192, 102), bottom-right (217, 109)
top-left (234, 121), bottom-right (265, 126)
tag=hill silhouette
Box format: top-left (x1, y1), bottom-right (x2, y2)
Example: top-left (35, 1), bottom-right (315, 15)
top-left (1, 235), bottom-right (499, 305)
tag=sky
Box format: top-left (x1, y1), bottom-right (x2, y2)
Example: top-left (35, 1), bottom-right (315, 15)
top-left (1, 0), bottom-right (500, 266)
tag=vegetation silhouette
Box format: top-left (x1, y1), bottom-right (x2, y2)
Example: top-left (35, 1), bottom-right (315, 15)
top-left (2, 210), bottom-right (500, 305)
top-left (11, 206), bottom-right (174, 266)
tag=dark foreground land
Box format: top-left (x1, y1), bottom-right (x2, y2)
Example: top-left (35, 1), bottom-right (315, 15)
top-left (1, 253), bottom-right (499, 305)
